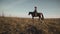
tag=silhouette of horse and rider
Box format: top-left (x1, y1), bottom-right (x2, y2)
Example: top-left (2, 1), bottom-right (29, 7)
top-left (28, 6), bottom-right (44, 20)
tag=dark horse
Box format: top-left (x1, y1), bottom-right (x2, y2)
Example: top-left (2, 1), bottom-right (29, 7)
top-left (28, 12), bottom-right (44, 20)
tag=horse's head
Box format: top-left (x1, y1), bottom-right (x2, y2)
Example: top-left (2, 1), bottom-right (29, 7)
top-left (28, 12), bottom-right (32, 15)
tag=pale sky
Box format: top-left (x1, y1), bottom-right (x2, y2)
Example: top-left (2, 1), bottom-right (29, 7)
top-left (0, 0), bottom-right (60, 18)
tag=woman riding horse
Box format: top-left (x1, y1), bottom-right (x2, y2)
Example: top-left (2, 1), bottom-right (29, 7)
top-left (28, 6), bottom-right (44, 20)
top-left (34, 6), bottom-right (37, 16)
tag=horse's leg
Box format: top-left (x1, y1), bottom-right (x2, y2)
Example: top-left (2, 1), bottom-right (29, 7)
top-left (32, 17), bottom-right (34, 19)
top-left (39, 17), bottom-right (40, 20)
top-left (39, 16), bottom-right (41, 20)
top-left (32, 17), bottom-right (34, 24)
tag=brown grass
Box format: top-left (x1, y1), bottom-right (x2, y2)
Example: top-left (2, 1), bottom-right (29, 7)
top-left (0, 16), bottom-right (60, 34)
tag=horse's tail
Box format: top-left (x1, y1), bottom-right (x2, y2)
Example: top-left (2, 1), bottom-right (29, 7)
top-left (41, 14), bottom-right (44, 20)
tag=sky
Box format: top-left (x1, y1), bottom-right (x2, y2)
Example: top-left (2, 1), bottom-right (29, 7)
top-left (0, 0), bottom-right (60, 18)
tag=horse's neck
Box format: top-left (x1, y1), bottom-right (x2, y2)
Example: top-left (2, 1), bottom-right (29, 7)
top-left (29, 12), bottom-right (33, 14)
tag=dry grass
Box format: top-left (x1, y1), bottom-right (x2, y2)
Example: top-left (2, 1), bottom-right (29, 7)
top-left (0, 16), bottom-right (60, 34)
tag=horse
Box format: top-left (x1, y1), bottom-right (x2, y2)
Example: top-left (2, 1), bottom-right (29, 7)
top-left (28, 12), bottom-right (44, 20)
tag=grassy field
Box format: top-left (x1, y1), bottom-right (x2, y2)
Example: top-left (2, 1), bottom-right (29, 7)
top-left (0, 16), bottom-right (60, 34)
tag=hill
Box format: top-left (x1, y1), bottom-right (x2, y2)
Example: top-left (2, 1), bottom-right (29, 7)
top-left (0, 16), bottom-right (60, 34)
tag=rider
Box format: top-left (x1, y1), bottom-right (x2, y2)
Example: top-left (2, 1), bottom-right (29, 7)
top-left (34, 6), bottom-right (37, 16)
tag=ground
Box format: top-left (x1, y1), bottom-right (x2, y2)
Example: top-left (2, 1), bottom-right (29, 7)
top-left (0, 16), bottom-right (60, 34)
